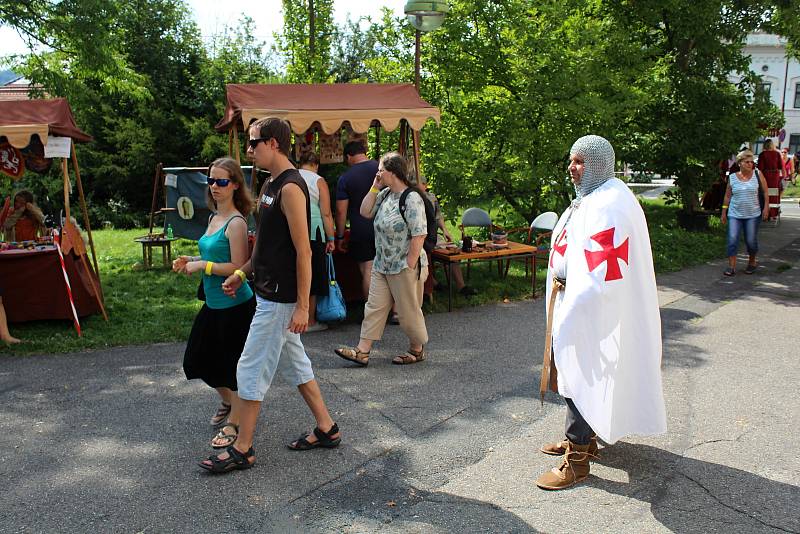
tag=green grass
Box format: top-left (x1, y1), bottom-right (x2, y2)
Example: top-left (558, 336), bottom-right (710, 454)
top-left (783, 180), bottom-right (799, 198)
top-left (2, 200), bottom-right (727, 355)
top-left (3, 229), bottom-right (203, 355)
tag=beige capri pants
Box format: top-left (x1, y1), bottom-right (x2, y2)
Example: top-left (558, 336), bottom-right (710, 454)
top-left (360, 264), bottom-right (429, 347)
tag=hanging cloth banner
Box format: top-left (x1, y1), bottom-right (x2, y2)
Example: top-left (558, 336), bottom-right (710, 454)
top-left (0, 141), bottom-right (25, 179)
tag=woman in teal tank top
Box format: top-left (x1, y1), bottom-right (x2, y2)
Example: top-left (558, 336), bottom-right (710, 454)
top-left (172, 157), bottom-right (255, 450)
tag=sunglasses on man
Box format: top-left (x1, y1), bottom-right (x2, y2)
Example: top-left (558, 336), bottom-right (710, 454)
top-left (207, 177), bottom-right (231, 187)
top-left (248, 137), bottom-right (272, 149)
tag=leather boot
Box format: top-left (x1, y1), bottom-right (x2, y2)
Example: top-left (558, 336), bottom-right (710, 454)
top-left (540, 435), bottom-right (598, 457)
top-left (535, 440), bottom-right (593, 490)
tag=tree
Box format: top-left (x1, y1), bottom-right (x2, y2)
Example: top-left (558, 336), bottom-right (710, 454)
top-left (0, 0), bottom-right (146, 100)
top-left (607, 0), bottom-right (793, 218)
top-left (277, 0), bottom-right (335, 83)
top-left (421, 0), bottom-right (645, 225)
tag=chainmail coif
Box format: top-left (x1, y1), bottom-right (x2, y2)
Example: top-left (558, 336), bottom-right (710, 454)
top-left (570, 135), bottom-right (615, 201)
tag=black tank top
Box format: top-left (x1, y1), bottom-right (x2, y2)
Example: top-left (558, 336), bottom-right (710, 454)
top-left (251, 169), bottom-right (310, 303)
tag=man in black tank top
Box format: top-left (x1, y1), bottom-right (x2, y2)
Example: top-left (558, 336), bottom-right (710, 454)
top-left (201, 118), bottom-right (340, 473)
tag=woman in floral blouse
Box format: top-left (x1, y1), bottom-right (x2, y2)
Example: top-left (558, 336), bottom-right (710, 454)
top-left (335, 152), bottom-right (429, 366)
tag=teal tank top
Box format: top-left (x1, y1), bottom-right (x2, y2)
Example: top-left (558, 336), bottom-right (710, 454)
top-left (198, 215), bottom-right (254, 309)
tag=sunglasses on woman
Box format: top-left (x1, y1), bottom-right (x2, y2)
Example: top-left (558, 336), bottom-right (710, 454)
top-left (207, 177), bottom-right (231, 187)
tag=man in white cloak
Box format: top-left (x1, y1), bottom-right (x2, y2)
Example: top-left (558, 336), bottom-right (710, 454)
top-left (536, 135), bottom-right (666, 491)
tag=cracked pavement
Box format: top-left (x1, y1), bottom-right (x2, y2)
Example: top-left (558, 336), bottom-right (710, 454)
top-left (1, 201), bottom-right (798, 533)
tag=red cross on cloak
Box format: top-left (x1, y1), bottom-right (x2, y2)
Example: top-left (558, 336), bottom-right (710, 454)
top-left (549, 228), bottom-right (568, 267)
top-left (584, 227), bottom-right (629, 281)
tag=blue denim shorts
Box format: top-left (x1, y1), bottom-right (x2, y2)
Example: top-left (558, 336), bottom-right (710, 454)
top-left (236, 296), bottom-right (315, 401)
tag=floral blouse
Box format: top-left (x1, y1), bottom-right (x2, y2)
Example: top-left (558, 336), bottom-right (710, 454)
top-left (370, 188), bottom-right (429, 275)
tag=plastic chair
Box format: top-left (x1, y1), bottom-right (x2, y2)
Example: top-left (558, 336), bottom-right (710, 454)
top-left (503, 212), bottom-right (558, 295)
top-left (459, 207), bottom-right (494, 238)
top-left (459, 207), bottom-right (499, 279)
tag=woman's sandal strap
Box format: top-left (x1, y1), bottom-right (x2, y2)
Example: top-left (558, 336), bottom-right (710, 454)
top-left (392, 348), bottom-right (425, 365)
top-left (335, 347), bottom-right (369, 366)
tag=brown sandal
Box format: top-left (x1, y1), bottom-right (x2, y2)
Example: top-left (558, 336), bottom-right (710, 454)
top-left (392, 347), bottom-right (425, 365)
top-left (335, 346), bottom-right (370, 366)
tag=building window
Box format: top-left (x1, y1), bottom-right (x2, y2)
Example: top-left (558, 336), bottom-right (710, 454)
top-left (789, 134), bottom-right (800, 155)
top-left (752, 136), bottom-right (767, 155)
top-left (795, 84), bottom-right (800, 109)
top-left (757, 82), bottom-right (772, 100)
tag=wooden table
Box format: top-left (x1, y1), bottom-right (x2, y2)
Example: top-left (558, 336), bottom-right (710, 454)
top-left (134, 236), bottom-right (177, 268)
top-left (430, 240), bottom-right (538, 311)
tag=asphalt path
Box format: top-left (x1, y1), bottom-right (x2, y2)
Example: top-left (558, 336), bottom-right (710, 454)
top-left (2, 201), bottom-right (798, 533)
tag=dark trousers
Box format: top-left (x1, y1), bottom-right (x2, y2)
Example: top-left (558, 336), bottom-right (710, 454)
top-left (565, 398), bottom-right (594, 445)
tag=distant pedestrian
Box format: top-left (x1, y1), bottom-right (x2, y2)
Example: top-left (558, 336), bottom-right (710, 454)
top-left (536, 135), bottom-right (666, 491)
top-left (172, 157), bottom-right (255, 449)
top-left (335, 152), bottom-right (429, 366)
top-left (297, 150), bottom-right (336, 332)
top-left (721, 149), bottom-right (769, 276)
top-left (335, 140), bottom-right (379, 301)
top-left (200, 118), bottom-right (340, 474)
top-left (757, 139), bottom-right (783, 220)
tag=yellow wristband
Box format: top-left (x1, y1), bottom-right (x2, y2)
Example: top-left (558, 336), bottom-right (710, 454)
top-left (234, 269), bottom-right (247, 282)
top-left (721, 205), bottom-right (728, 209)
top-left (369, 186), bottom-right (379, 194)
top-left (205, 261), bottom-right (214, 276)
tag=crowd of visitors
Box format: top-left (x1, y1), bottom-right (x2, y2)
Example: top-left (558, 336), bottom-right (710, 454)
top-left (158, 119), bottom-right (797, 492)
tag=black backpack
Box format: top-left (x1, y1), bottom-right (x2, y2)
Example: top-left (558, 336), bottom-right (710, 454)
top-left (399, 186), bottom-right (437, 253)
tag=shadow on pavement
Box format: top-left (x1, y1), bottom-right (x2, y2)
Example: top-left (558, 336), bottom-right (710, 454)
top-left (588, 442), bottom-right (799, 533)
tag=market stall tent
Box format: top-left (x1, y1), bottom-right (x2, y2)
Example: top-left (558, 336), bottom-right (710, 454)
top-left (216, 83), bottom-right (441, 302)
top-left (215, 83), bottom-right (440, 180)
top-left (0, 98), bottom-right (107, 334)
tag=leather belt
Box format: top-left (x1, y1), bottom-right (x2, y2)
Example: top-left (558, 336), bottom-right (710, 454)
top-left (540, 277), bottom-right (565, 405)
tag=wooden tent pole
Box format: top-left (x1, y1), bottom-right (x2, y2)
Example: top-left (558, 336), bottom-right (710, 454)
top-left (412, 129), bottom-right (421, 183)
top-left (374, 124), bottom-right (381, 159)
top-left (232, 124), bottom-right (241, 164)
top-left (398, 121), bottom-right (407, 156)
top-left (62, 158), bottom-right (71, 221)
top-left (148, 163), bottom-right (162, 235)
top-left (70, 144), bottom-right (101, 281)
top-left (228, 129), bottom-right (234, 157)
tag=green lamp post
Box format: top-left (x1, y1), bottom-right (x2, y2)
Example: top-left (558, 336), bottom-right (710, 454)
top-left (404, 1), bottom-right (450, 91)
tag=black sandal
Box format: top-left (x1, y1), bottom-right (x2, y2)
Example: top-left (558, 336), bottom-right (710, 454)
top-left (287, 423), bottom-right (341, 450)
top-left (210, 424), bottom-right (239, 449)
top-left (199, 445), bottom-right (255, 473)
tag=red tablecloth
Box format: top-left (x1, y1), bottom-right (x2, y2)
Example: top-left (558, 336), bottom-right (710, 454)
top-left (0, 247), bottom-right (102, 323)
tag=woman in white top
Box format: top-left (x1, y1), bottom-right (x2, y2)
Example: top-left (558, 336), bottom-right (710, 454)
top-left (298, 151), bottom-right (336, 331)
top-left (721, 149), bottom-right (769, 276)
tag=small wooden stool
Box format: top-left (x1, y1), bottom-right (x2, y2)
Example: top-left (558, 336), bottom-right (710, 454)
top-left (134, 236), bottom-right (177, 268)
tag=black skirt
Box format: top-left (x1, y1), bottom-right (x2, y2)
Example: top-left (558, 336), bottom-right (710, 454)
top-left (183, 296), bottom-right (256, 390)
top-left (310, 238), bottom-right (330, 297)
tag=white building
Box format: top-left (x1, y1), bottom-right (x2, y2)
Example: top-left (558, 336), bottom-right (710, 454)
top-left (736, 32), bottom-right (800, 154)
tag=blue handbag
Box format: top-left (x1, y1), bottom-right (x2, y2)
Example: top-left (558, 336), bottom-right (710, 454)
top-left (316, 254), bottom-right (346, 322)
